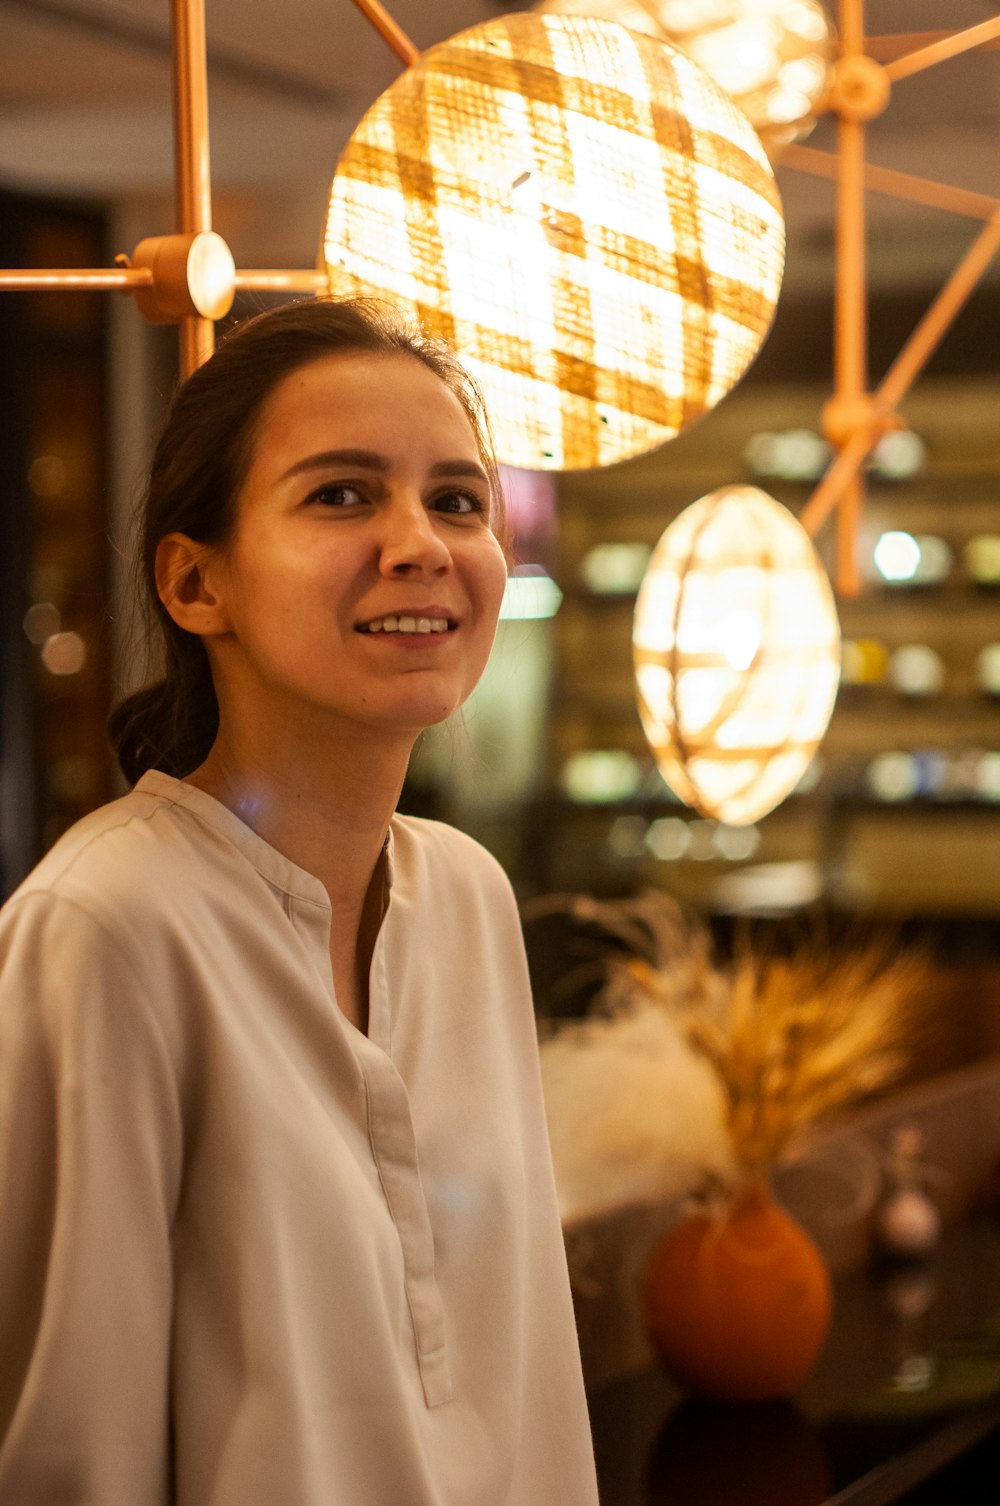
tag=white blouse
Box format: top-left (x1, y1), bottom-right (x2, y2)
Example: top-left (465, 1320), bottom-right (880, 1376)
top-left (0, 772), bottom-right (598, 1506)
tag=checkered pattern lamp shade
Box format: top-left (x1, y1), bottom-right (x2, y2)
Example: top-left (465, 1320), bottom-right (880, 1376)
top-left (323, 13), bottom-right (784, 471)
top-left (534, 1), bottom-right (835, 156)
top-left (633, 486), bottom-right (841, 825)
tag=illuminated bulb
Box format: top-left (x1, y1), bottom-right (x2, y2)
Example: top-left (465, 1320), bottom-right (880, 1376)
top-left (874, 531), bottom-right (921, 583)
top-left (561, 749), bottom-right (642, 803)
top-left (889, 645), bottom-right (944, 698)
top-left (23, 602), bottom-right (61, 644)
top-left (867, 751), bottom-right (919, 802)
top-left (977, 643), bottom-right (1000, 695)
top-left (326, 11), bottom-right (784, 470)
top-left (646, 816), bottom-right (691, 860)
top-left (633, 485), bottom-right (841, 825)
top-left (500, 569), bottom-right (563, 620)
top-left (716, 609), bottom-right (761, 671)
top-left (581, 542), bottom-right (653, 595)
top-left (532, 0), bottom-right (836, 154)
top-left (41, 631), bottom-right (86, 676)
top-left (965, 534), bottom-right (1000, 584)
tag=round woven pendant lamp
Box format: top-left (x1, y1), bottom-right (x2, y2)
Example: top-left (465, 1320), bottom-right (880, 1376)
top-left (323, 13), bottom-right (784, 472)
top-left (633, 485), bottom-right (841, 825)
top-left (533, 0), bottom-right (835, 156)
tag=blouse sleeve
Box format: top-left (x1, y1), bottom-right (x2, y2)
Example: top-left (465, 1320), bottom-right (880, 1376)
top-left (0, 890), bottom-right (183, 1505)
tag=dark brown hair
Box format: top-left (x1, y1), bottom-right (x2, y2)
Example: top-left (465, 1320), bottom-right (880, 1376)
top-left (109, 297), bottom-right (505, 786)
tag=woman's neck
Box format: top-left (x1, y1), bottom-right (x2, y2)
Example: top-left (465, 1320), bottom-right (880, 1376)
top-left (185, 722), bottom-right (412, 1034)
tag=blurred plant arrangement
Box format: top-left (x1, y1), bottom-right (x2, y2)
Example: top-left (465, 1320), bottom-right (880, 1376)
top-left (525, 891), bottom-right (933, 1223)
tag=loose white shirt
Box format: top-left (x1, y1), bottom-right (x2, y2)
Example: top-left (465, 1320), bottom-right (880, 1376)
top-left (0, 772), bottom-right (598, 1506)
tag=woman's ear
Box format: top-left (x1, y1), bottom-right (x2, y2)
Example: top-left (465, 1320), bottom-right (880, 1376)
top-left (155, 533), bottom-right (231, 637)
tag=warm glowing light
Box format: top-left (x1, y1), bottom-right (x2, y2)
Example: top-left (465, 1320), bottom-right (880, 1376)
top-left (41, 630), bottom-right (86, 676)
top-left (867, 751), bottom-right (919, 802)
top-left (580, 542), bottom-right (652, 595)
top-left (325, 12), bottom-right (784, 471)
top-left (533, 0), bottom-right (835, 154)
top-left (888, 645), bottom-right (944, 698)
top-left (873, 531), bottom-right (921, 583)
top-left (22, 602), bottom-right (61, 644)
top-left (499, 568), bottom-right (564, 620)
top-left (633, 484), bottom-right (841, 825)
top-left (965, 534), bottom-right (1000, 585)
top-left (560, 748), bottom-right (642, 802)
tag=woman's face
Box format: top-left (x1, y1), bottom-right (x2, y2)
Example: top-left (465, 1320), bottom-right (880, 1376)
top-left (201, 351), bottom-right (509, 747)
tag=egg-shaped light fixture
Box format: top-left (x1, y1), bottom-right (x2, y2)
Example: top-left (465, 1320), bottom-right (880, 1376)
top-left (633, 485), bottom-right (841, 824)
top-left (324, 12), bottom-right (784, 472)
top-left (534, 0), bottom-right (835, 156)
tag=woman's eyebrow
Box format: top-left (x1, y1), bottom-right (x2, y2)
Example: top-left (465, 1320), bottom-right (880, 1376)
top-left (280, 451), bottom-right (489, 485)
top-left (427, 460), bottom-right (490, 484)
top-left (280, 448), bottom-right (388, 481)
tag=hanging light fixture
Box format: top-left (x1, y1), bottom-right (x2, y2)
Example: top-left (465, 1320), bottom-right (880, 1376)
top-left (633, 484), bottom-right (841, 825)
top-left (533, 0), bottom-right (836, 156)
top-left (324, 11), bottom-right (785, 471)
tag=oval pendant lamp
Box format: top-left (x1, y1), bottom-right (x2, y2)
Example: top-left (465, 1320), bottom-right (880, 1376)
top-left (323, 12), bottom-right (784, 472)
top-left (633, 485), bottom-right (841, 825)
top-left (533, 0), bottom-right (836, 157)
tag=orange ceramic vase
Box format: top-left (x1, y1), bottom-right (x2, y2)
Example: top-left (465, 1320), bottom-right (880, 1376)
top-left (643, 1181), bottom-right (833, 1401)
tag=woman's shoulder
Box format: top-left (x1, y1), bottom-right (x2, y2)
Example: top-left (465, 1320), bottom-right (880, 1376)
top-left (390, 813), bottom-right (512, 892)
top-left (1, 780), bottom-right (240, 937)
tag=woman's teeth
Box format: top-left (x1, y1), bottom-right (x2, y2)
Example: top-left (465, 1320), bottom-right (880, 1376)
top-left (363, 615), bottom-right (450, 634)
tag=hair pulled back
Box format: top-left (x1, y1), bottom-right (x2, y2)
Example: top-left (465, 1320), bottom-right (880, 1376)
top-left (109, 297), bottom-right (503, 786)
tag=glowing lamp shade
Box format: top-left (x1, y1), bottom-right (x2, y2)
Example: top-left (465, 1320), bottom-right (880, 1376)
top-left (534, 0), bottom-right (835, 155)
top-left (633, 485), bottom-right (841, 824)
top-left (324, 13), bottom-right (784, 471)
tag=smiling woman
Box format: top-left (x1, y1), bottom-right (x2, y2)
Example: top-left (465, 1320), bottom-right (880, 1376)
top-left (0, 299), bottom-right (599, 1506)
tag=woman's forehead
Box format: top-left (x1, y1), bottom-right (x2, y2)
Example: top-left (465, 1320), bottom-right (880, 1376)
top-left (253, 350), bottom-right (479, 460)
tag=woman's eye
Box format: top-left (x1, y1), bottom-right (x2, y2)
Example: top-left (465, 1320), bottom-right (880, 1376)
top-left (308, 483), bottom-right (365, 509)
top-left (432, 489), bottom-right (487, 516)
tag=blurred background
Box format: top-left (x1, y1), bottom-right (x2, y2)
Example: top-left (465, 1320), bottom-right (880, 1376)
top-left (1, 0), bottom-right (999, 1079)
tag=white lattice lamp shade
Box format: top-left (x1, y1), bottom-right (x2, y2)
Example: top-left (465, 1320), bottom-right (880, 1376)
top-left (323, 13), bottom-right (784, 471)
top-left (633, 485), bottom-right (841, 824)
top-left (534, 0), bottom-right (835, 155)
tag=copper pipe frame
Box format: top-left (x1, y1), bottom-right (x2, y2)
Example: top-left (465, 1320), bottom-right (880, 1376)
top-left (349, 0), bottom-right (419, 66)
top-left (800, 212), bottom-right (1000, 541)
top-left (882, 16), bottom-right (1000, 83)
top-left (866, 30), bottom-right (1000, 63)
top-left (779, 147), bottom-right (999, 223)
top-left (0, 268), bottom-right (154, 292)
top-left (172, 0), bottom-right (215, 375)
top-left (797, 0), bottom-right (1000, 595)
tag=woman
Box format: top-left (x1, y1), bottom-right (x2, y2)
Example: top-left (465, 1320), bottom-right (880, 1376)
top-left (0, 299), bottom-right (599, 1505)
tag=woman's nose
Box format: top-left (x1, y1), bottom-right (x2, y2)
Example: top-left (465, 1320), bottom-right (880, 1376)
top-left (378, 495), bottom-right (452, 577)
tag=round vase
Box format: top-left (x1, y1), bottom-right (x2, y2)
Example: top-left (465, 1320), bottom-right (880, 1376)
top-left (643, 1180), bottom-right (833, 1401)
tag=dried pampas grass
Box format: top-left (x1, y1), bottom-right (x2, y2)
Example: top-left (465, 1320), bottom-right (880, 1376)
top-left (539, 1000), bottom-right (734, 1226)
top-left (533, 892), bottom-right (932, 1215)
top-left (623, 932), bottom-right (933, 1175)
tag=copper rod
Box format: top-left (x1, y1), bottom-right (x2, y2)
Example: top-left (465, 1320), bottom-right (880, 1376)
top-left (835, 476), bottom-right (863, 596)
top-left (833, 129), bottom-right (867, 404)
top-left (172, 0), bottom-right (212, 235)
top-left (828, 0), bottom-right (868, 593)
top-left (779, 146), bottom-right (1000, 222)
top-left (180, 319), bottom-right (216, 374)
top-left (839, 0), bottom-right (864, 57)
top-left (883, 16), bottom-right (1000, 83)
top-left (0, 267), bottom-right (154, 291)
top-left (799, 214), bottom-right (1000, 555)
top-left (877, 211), bottom-right (1000, 414)
top-left (865, 31), bottom-right (1000, 62)
top-left (350, 0), bottom-right (420, 66)
top-left (799, 428), bottom-right (872, 540)
top-left (233, 269), bottom-right (328, 292)
top-left (172, 0), bottom-right (215, 376)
